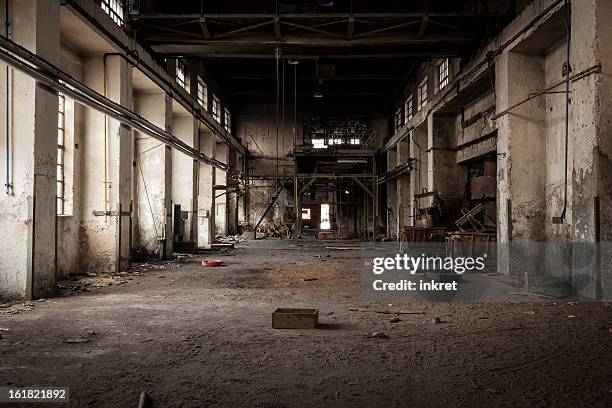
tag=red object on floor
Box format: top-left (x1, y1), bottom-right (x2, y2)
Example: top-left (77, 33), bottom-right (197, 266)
top-left (202, 259), bottom-right (223, 267)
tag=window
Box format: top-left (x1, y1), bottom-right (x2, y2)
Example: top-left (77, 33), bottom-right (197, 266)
top-left (312, 138), bottom-right (326, 149)
top-left (176, 60), bottom-right (186, 91)
top-left (394, 108), bottom-right (403, 131)
top-left (57, 94), bottom-right (66, 215)
top-left (197, 77), bottom-right (208, 110)
top-left (301, 208), bottom-right (311, 220)
top-left (418, 77), bottom-right (428, 111)
top-left (405, 97), bottom-right (413, 123)
top-left (101, 0), bottom-right (124, 27)
top-left (212, 95), bottom-right (221, 122)
top-left (350, 138), bottom-right (360, 145)
top-left (224, 108), bottom-right (231, 132)
top-left (330, 138), bottom-right (342, 145)
top-left (438, 59), bottom-right (449, 91)
top-left (320, 204), bottom-right (331, 230)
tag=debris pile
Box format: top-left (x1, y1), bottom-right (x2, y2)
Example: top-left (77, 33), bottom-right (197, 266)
top-left (256, 223), bottom-right (289, 238)
top-left (215, 234), bottom-right (245, 244)
top-left (0, 301), bottom-right (35, 315)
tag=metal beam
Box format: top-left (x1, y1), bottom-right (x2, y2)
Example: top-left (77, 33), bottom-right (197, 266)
top-left (199, 17), bottom-right (211, 39)
top-left (351, 177), bottom-right (373, 198)
top-left (254, 184), bottom-right (285, 230)
top-left (299, 177), bottom-right (318, 195)
top-left (216, 74), bottom-right (404, 81)
top-left (214, 20), bottom-right (274, 39)
top-left (418, 16), bottom-right (430, 39)
top-left (273, 16), bottom-right (281, 40)
top-left (143, 32), bottom-right (474, 46)
top-left (161, 51), bottom-right (460, 59)
top-left (355, 20), bottom-right (422, 38)
top-left (131, 12), bottom-right (499, 20)
top-left (346, 16), bottom-right (355, 39)
top-left (281, 20), bottom-right (344, 39)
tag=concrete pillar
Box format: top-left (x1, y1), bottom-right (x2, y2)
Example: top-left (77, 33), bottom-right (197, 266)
top-left (171, 113), bottom-right (199, 244)
top-left (226, 147), bottom-right (239, 235)
top-left (215, 141), bottom-right (228, 237)
top-left (409, 126), bottom-right (428, 226)
top-left (0, 0), bottom-right (60, 298)
top-left (133, 91), bottom-right (172, 257)
top-left (569, 0), bottom-right (612, 298)
top-left (81, 54), bottom-right (133, 273)
top-left (427, 114), bottom-right (464, 220)
top-left (397, 140), bottom-right (410, 235)
top-left (496, 52), bottom-right (546, 247)
top-left (197, 130), bottom-right (216, 246)
top-left (386, 147), bottom-right (397, 238)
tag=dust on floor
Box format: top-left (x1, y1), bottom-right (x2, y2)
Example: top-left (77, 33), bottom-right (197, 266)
top-left (0, 240), bottom-right (611, 408)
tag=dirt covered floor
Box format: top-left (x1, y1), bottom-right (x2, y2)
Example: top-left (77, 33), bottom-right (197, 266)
top-left (1, 240), bottom-right (611, 407)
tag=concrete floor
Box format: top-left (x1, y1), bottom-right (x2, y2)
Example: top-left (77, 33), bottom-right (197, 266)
top-left (1, 240), bottom-right (611, 408)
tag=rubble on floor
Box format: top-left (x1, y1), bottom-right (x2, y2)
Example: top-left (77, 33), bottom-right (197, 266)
top-left (215, 234), bottom-right (246, 244)
top-left (0, 301), bottom-right (35, 315)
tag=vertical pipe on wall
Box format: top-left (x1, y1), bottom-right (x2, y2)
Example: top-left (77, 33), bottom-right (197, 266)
top-left (4, 0), bottom-right (10, 194)
top-left (557, 0), bottom-right (571, 223)
top-left (103, 55), bottom-right (109, 222)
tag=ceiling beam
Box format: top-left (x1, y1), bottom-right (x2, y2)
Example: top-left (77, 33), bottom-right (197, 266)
top-left (159, 52), bottom-right (460, 59)
top-left (418, 16), bottom-right (430, 39)
top-left (213, 20), bottom-right (274, 39)
top-left (143, 32), bottom-right (474, 47)
top-left (273, 16), bottom-right (281, 40)
top-left (131, 12), bottom-right (499, 20)
top-left (354, 19), bottom-right (422, 38)
top-left (346, 16), bottom-right (355, 39)
top-left (216, 74), bottom-right (404, 81)
top-left (199, 17), bottom-right (211, 39)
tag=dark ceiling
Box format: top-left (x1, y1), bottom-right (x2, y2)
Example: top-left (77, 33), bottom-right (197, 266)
top-left (129, 0), bottom-right (516, 107)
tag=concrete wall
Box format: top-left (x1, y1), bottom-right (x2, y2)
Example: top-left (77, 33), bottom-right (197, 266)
top-left (171, 113), bottom-right (198, 242)
top-left (0, 0), bottom-right (60, 298)
top-left (133, 91), bottom-right (172, 256)
top-left (237, 103), bottom-right (387, 229)
top-left (80, 55), bottom-right (133, 273)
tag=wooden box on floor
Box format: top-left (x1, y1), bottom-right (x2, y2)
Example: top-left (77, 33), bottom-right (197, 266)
top-left (272, 308), bottom-right (318, 329)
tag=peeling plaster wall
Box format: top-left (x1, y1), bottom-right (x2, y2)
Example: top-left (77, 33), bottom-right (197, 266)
top-left (133, 92), bottom-right (172, 256)
top-left (0, 0), bottom-right (60, 298)
top-left (171, 114), bottom-right (198, 242)
top-left (80, 55), bottom-right (133, 273)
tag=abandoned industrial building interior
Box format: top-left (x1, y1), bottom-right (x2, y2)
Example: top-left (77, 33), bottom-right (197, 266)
top-left (2, 0), bottom-right (612, 406)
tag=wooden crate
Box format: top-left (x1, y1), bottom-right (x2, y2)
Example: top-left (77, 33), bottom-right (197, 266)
top-left (272, 308), bottom-right (318, 329)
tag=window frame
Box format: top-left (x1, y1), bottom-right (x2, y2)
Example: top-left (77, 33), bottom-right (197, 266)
top-left (405, 97), bottom-right (413, 123)
top-left (212, 95), bottom-right (221, 123)
top-left (176, 60), bottom-right (186, 91)
top-left (57, 94), bottom-right (66, 215)
top-left (418, 77), bottom-right (428, 111)
top-left (438, 59), bottom-right (449, 91)
top-left (394, 107), bottom-right (403, 131)
top-left (100, 0), bottom-right (125, 27)
top-left (197, 76), bottom-right (208, 111)
top-left (224, 107), bottom-right (231, 132)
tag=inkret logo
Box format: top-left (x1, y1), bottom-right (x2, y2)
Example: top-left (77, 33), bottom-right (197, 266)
top-left (360, 242), bottom-right (493, 302)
